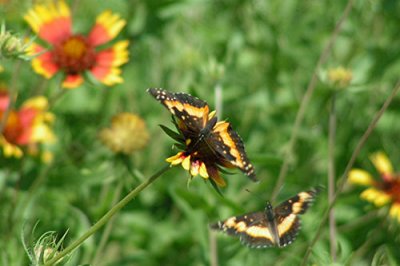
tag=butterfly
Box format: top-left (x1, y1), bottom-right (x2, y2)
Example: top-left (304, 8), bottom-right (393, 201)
top-left (147, 88), bottom-right (257, 184)
top-left (210, 187), bottom-right (321, 248)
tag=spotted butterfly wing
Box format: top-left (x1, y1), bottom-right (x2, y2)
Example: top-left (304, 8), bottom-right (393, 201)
top-left (211, 187), bottom-right (321, 248)
top-left (211, 210), bottom-right (275, 248)
top-left (272, 187), bottom-right (320, 246)
top-left (210, 122), bottom-right (256, 181)
top-left (147, 88), bottom-right (210, 137)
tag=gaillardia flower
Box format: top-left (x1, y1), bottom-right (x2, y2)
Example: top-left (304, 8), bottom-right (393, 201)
top-left (148, 88), bottom-right (257, 188)
top-left (349, 151), bottom-right (400, 223)
top-left (24, 1), bottom-right (129, 89)
top-left (99, 112), bottom-right (149, 155)
top-left (0, 90), bottom-right (55, 159)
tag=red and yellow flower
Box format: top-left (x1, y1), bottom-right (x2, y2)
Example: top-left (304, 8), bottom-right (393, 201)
top-left (349, 151), bottom-right (400, 223)
top-left (0, 90), bottom-right (55, 160)
top-left (24, 1), bottom-right (129, 89)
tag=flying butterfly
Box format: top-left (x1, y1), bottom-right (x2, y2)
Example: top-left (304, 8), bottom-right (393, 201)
top-left (210, 187), bottom-right (321, 248)
top-left (147, 88), bottom-right (257, 182)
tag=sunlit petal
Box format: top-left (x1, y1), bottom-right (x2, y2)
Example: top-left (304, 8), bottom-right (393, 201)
top-left (370, 151), bottom-right (393, 175)
top-left (360, 188), bottom-right (391, 207)
top-left (88, 10), bottom-right (126, 46)
top-left (389, 203), bottom-right (400, 224)
top-left (348, 169), bottom-right (374, 186)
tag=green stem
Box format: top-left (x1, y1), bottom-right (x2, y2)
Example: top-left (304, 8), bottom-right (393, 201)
top-left (0, 60), bottom-right (21, 134)
top-left (328, 94), bottom-right (337, 262)
top-left (91, 180), bottom-right (124, 265)
top-left (44, 164), bottom-right (171, 266)
top-left (270, 0), bottom-right (354, 203)
top-left (301, 79), bottom-right (400, 266)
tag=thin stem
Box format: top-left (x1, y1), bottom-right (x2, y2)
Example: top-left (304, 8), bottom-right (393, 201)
top-left (48, 87), bottom-right (67, 107)
top-left (270, 0), bottom-right (354, 203)
top-left (44, 164), bottom-right (171, 266)
top-left (0, 60), bottom-right (22, 134)
top-left (91, 180), bottom-right (124, 265)
top-left (328, 94), bottom-right (337, 262)
top-left (301, 80), bottom-right (400, 266)
top-left (14, 163), bottom-right (51, 221)
top-left (209, 228), bottom-right (218, 266)
top-left (214, 83), bottom-right (222, 118)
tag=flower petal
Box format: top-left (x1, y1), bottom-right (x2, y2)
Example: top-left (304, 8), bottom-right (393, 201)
top-left (389, 203), bottom-right (400, 224)
top-left (166, 152), bottom-right (185, 165)
top-left (190, 161), bottom-right (200, 176)
top-left (24, 1), bottom-right (71, 44)
top-left (182, 155), bottom-right (191, 171)
top-left (88, 11), bottom-right (126, 46)
top-left (15, 107), bottom-right (37, 145)
top-left (29, 43), bottom-right (59, 79)
top-left (0, 136), bottom-right (23, 158)
top-left (0, 90), bottom-right (10, 110)
top-left (90, 41), bottom-right (129, 86)
top-left (348, 169), bottom-right (374, 186)
top-left (360, 188), bottom-right (391, 207)
top-left (199, 162), bottom-right (209, 178)
top-left (62, 74), bottom-right (84, 89)
top-left (370, 151), bottom-right (393, 175)
top-left (22, 96), bottom-right (49, 110)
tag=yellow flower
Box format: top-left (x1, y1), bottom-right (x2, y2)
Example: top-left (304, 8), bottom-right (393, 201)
top-left (349, 151), bottom-right (400, 223)
top-left (99, 113), bottom-right (149, 155)
top-left (328, 66), bottom-right (352, 88)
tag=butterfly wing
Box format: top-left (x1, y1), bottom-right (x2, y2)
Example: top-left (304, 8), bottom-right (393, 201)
top-left (210, 211), bottom-right (275, 248)
top-left (148, 88), bottom-right (210, 136)
top-left (273, 187), bottom-right (320, 247)
top-left (209, 121), bottom-right (257, 181)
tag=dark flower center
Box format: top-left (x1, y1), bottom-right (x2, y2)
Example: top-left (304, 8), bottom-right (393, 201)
top-left (381, 176), bottom-right (400, 202)
top-left (52, 35), bottom-right (96, 75)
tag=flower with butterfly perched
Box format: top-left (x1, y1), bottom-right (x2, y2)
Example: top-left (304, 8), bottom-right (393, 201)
top-left (24, 1), bottom-right (129, 89)
top-left (147, 88), bottom-right (257, 189)
top-left (349, 151), bottom-right (400, 223)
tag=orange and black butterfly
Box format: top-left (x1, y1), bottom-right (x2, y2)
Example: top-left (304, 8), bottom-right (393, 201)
top-left (210, 187), bottom-right (321, 248)
top-left (147, 88), bottom-right (257, 186)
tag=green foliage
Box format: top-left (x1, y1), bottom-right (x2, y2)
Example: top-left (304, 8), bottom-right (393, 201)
top-left (1, 0), bottom-right (400, 265)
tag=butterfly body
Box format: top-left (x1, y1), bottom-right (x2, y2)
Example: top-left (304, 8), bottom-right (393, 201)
top-left (148, 88), bottom-right (257, 182)
top-left (211, 187), bottom-right (321, 248)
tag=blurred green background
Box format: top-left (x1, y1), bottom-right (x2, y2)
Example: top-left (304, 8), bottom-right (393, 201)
top-left (1, 0), bottom-right (400, 265)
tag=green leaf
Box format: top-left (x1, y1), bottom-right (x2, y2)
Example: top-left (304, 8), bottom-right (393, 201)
top-left (159, 124), bottom-right (184, 143)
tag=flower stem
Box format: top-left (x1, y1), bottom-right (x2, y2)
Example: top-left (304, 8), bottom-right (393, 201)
top-left (44, 164), bottom-right (171, 266)
top-left (270, 0), bottom-right (354, 203)
top-left (328, 93), bottom-right (337, 262)
top-left (0, 60), bottom-right (21, 134)
top-left (301, 79), bottom-right (400, 266)
top-left (91, 179), bottom-right (124, 265)
top-left (209, 228), bottom-right (218, 266)
top-left (214, 83), bottom-right (223, 118)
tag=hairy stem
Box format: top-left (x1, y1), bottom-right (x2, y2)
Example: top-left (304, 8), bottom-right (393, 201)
top-left (45, 164), bottom-right (171, 265)
top-left (270, 0), bottom-right (354, 203)
top-left (301, 80), bottom-right (400, 265)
